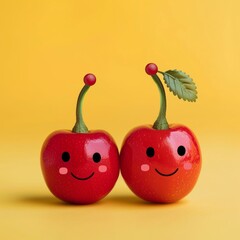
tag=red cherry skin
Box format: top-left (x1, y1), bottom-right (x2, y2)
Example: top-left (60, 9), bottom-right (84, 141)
top-left (84, 74), bottom-right (96, 86)
top-left (145, 63), bottom-right (158, 75)
top-left (41, 130), bottom-right (119, 204)
top-left (120, 124), bottom-right (201, 203)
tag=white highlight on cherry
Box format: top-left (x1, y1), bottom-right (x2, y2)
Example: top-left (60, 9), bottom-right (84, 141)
top-left (98, 165), bottom-right (107, 173)
top-left (141, 164), bottom-right (150, 172)
top-left (184, 162), bottom-right (192, 170)
top-left (59, 167), bottom-right (68, 175)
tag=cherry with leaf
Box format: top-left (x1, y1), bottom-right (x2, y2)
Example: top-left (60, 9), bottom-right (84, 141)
top-left (120, 63), bottom-right (201, 203)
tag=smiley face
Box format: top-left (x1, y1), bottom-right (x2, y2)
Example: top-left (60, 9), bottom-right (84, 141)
top-left (41, 130), bottom-right (119, 204)
top-left (140, 144), bottom-right (191, 176)
top-left (59, 151), bottom-right (106, 180)
top-left (120, 125), bottom-right (201, 203)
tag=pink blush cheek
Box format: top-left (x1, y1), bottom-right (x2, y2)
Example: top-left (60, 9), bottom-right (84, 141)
top-left (183, 162), bottom-right (192, 170)
top-left (141, 164), bottom-right (150, 172)
top-left (98, 165), bottom-right (107, 173)
top-left (59, 167), bottom-right (68, 175)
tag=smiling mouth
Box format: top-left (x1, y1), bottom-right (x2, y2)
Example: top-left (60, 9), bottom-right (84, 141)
top-left (155, 168), bottom-right (179, 177)
top-left (71, 172), bottom-right (95, 181)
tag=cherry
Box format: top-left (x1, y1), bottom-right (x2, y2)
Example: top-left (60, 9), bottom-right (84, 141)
top-left (120, 63), bottom-right (201, 203)
top-left (41, 73), bottom-right (119, 204)
top-left (145, 63), bottom-right (158, 75)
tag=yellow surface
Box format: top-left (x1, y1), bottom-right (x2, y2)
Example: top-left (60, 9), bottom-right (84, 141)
top-left (1, 0), bottom-right (240, 239)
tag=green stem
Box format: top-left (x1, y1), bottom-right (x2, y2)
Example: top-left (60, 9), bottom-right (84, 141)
top-left (151, 74), bottom-right (169, 130)
top-left (72, 85), bottom-right (90, 133)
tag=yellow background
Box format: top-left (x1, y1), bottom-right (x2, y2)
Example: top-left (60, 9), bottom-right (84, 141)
top-left (1, 0), bottom-right (240, 239)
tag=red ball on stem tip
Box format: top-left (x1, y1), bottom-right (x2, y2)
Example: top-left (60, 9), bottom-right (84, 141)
top-left (84, 73), bottom-right (96, 86)
top-left (145, 63), bottom-right (158, 75)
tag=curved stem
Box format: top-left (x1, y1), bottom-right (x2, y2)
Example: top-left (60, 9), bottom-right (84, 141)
top-left (72, 85), bottom-right (90, 133)
top-left (151, 74), bottom-right (169, 130)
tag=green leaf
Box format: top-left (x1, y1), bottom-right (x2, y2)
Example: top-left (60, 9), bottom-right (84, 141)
top-left (162, 70), bottom-right (197, 102)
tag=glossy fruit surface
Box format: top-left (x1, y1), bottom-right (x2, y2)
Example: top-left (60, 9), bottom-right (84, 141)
top-left (120, 124), bottom-right (201, 203)
top-left (41, 130), bottom-right (119, 204)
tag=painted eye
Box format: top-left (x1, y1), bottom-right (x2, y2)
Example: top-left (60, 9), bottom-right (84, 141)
top-left (177, 146), bottom-right (186, 156)
top-left (92, 152), bottom-right (101, 163)
top-left (62, 152), bottom-right (70, 162)
top-left (146, 147), bottom-right (155, 158)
